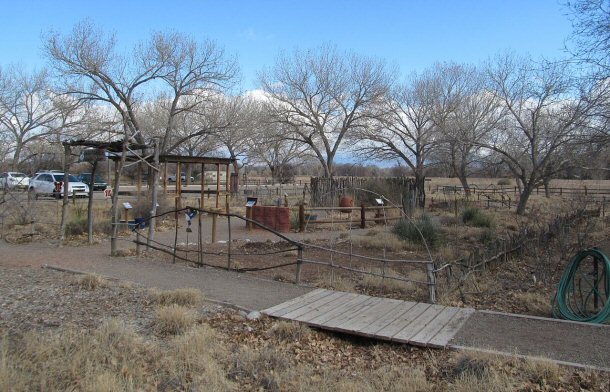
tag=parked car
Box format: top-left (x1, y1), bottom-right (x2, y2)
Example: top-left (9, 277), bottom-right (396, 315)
top-left (0, 172), bottom-right (30, 189)
top-left (77, 173), bottom-right (108, 191)
top-left (29, 172), bottom-right (89, 198)
top-left (168, 174), bottom-right (194, 182)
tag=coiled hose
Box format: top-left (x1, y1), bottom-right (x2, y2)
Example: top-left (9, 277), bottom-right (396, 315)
top-left (553, 248), bottom-right (610, 324)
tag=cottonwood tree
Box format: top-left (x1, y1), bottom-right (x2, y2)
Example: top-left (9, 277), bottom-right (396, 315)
top-left (356, 70), bottom-right (438, 207)
top-left (566, 0), bottom-right (610, 74)
top-left (209, 95), bottom-right (260, 175)
top-left (483, 53), bottom-right (599, 214)
top-left (260, 46), bottom-right (390, 179)
top-left (0, 67), bottom-right (65, 170)
top-left (153, 32), bottom-right (238, 153)
top-left (430, 63), bottom-right (503, 191)
top-left (249, 121), bottom-right (311, 183)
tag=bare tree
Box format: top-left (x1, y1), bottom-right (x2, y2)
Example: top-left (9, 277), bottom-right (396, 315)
top-left (260, 46), bottom-right (390, 178)
top-left (430, 63), bottom-right (503, 191)
top-left (249, 121), bottom-right (311, 183)
top-left (483, 53), bottom-right (599, 214)
top-left (566, 0), bottom-right (610, 73)
top-left (0, 67), bottom-right (64, 170)
top-left (356, 71), bottom-right (437, 207)
top-left (153, 32), bottom-right (238, 153)
top-left (46, 21), bottom-right (170, 144)
top-left (209, 95), bottom-right (259, 175)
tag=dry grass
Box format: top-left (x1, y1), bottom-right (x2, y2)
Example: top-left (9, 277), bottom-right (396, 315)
top-left (0, 320), bottom-right (233, 391)
top-left (148, 288), bottom-right (203, 307)
top-left (360, 267), bottom-right (428, 296)
top-left (153, 305), bottom-right (196, 335)
top-left (513, 291), bottom-right (553, 317)
top-left (267, 320), bottom-right (311, 342)
top-left (75, 274), bottom-right (108, 291)
top-left (353, 232), bottom-right (408, 252)
top-left (520, 357), bottom-right (563, 388)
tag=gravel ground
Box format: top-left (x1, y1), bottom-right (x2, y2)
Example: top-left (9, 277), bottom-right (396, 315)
top-left (0, 266), bottom-right (154, 334)
top-left (450, 311), bottom-right (610, 370)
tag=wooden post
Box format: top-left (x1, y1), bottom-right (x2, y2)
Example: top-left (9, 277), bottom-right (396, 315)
top-left (163, 163), bottom-right (168, 194)
top-left (360, 203), bottom-right (365, 229)
top-left (215, 163), bottom-right (221, 209)
top-left (137, 162), bottom-right (142, 201)
top-left (299, 204), bottom-right (305, 232)
top-left (426, 263), bottom-right (436, 304)
top-left (136, 231), bottom-right (141, 257)
top-left (200, 162), bottom-right (205, 205)
top-left (225, 163), bottom-right (231, 195)
top-left (173, 197), bottom-right (178, 263)
top-left (198, 198), bottom-right (202, 265)
top-left (148, 137), bottom-right (160, 250)
top-left (211, 213), bottom-right (217, 243)
top-left (59, 143), bottom-right (71, 245)
top-left (176, 162), bottom-right (182, 209)
top-left (295, 246), bottom-right (303, 283)
top-left (227, 214), bottom-right (232, 269)
top-left (584, 186), bottom-right (588, 196)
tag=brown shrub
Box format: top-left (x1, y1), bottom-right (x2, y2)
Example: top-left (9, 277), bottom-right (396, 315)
top-left (148, 288), bottom-right (203, 307)
top-left (153, 305), bottom-right (196, 335)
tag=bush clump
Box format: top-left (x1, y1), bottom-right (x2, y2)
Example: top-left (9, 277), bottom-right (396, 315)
top-left (462, 207), bottom-right (494, 228)
top-left (497, 178), bottom-right (512, 186)
top-left (392, 214), bottom-right (442, 249)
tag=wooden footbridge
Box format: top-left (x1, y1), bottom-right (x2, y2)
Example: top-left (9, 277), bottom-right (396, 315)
top-left (262, 288), bottom-right (474, 348)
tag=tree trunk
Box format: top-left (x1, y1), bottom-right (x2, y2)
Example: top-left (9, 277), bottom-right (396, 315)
top-left (516, 185), bottom-right (533, 215)
top-left (414, 173), bottom-right (426, 208)
top-left (87, 160), bottom-right (98, 244)
top-left (59, 144), bottom-right (71, 245)
top-left (110, 140), bottom-right (128, 256)
top-left (543, 178), bottom-right (551, 198)
top-left (11, 143), bottom-right (23, 171)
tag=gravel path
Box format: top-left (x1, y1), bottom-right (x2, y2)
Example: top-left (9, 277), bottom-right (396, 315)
top-left (450, 311), bottom-right (610, 370)
top-left (0, 239), bottom-right (313, 311)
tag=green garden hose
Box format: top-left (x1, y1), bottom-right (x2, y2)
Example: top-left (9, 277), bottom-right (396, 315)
top-left (553, 248), bottom-right (610, 324)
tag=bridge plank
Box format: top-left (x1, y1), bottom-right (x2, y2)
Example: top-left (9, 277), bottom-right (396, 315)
top-left (264, 289), bottom-right (331, 317)
top-left (299, 294), bottom-right (369, 327)
top-left (375, 302), bottom-right (431, 339)
top-left (409, 307), bottom-right (460, 347)
top-left (280, 291), bottom-right (349, 320)
top-left (392, 304), bottom-right (446, 343)
top-left (427, 308), bottom-right (475, 348)
top-left (357, 301), bottom-right (419, 337)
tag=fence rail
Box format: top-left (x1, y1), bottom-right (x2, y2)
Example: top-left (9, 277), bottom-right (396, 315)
top-left (133, 205), bottom-right (437, 303)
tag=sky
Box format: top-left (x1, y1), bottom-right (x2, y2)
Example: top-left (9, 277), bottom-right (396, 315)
top-left (0, 0), bottom-right (574, 91)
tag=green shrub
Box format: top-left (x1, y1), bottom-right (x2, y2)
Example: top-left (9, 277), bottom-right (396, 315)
top-left (462, 207), bottom-right (493, 228)
top-left (497, 178), bottom-right (511, 186)
top-left (392, 214), bottom-right (442, 249)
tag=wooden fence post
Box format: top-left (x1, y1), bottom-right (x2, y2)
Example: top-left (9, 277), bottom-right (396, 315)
top-left (360, 203), bottom-right (366, 229)
top-left (426, 263), bottom-right (436, 304)
top-left (299, 204), bottom-right (305, 232)
top-left (136, 231), bottom-right (141, 257)
top-left (295, 246), bottom-right (303, 284)
top-left (227, 214), bottom-right (232, 269)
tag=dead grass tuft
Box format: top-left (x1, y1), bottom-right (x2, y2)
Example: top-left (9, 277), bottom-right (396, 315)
top-left (0, 319), bottom-right (233, 391)
top-left (513, 292), bottom-right (552, 317)
top-left (153, 305), bottom-right (196, 335)
top-left (520, 357), bottom-right (563, 387)
top-left (149, 288), bottom-right (203, 307)
top-left (353, 232), bottom-right (407, 252)
top-left (75, 274), bottom-right (108, 290)
top-left (267, 321), bottom-right (311, 342)
top-left (229, 345), bottom-right (290, 391)
top-left (113, 248), bottom-right (137, 257)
